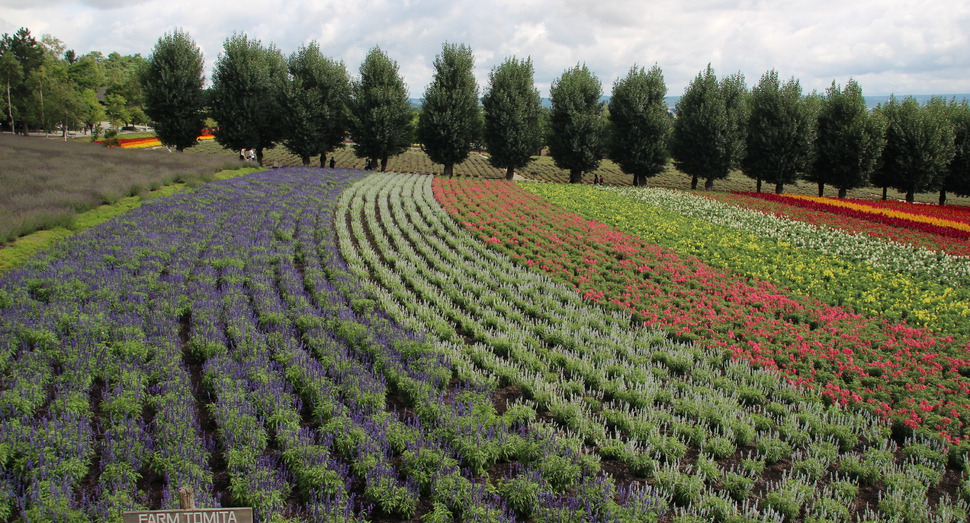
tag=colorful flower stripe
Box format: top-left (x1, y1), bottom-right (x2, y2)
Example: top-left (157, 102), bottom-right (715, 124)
top-left (96, 135), bottom-right (215, 149)
top-left (598, 185), bottom-right (970, 290)
top-left (788, 194), bottom-right (970, 231)
top-left (737, 192), bottom-right (970, 240)
top-left (828, 195), bottom-right (970, 224)
top-left (707, 192), bottom-right (970, 257)
top-left (434, 178), bottom-right (970, 442)
top-left (522, 183), bottom-right (970, 339)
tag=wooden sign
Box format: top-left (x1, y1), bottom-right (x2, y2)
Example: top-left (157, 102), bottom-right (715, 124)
top-left (122, 508), bottom-right (253, 523)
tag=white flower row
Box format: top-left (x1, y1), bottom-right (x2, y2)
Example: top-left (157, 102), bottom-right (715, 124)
top-left (598, 185), bottom-right (970, 288)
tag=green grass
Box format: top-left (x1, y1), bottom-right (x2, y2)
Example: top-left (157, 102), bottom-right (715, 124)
top-left (0, 166), bottom-right (262, 275)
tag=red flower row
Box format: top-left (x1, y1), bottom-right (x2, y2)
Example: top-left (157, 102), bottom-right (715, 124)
top-left (434, 178), bottom-right (970, 443)
top-left (708, 193), bottom-right (970, 257)
top-left (735, 192), bottom-right (970, 240)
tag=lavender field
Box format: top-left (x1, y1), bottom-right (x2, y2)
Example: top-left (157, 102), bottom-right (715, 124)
top-left (0, 168), bottom-right (662, 522)
top-left (1, 167), bottom-right (968, 523)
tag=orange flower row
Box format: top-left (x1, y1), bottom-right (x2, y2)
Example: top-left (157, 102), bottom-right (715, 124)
top-left (786, 194), bottom-right (970, 233)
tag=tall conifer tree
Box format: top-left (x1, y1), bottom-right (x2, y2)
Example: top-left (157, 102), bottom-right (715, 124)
top-left (417, 42), bottom-right (479, 177)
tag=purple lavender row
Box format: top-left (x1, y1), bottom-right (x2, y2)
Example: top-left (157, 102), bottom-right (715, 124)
top-left (0, 179), bottom-right (246, 519)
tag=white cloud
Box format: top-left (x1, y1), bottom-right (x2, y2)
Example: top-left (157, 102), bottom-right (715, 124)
top-left (0, 0), bottom-right (966, 96)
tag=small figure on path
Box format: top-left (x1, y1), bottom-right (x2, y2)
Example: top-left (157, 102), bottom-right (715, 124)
top-left (248, 149), bottom-right (256, 161)
top-left (330, 157), bottom-right (336, 169)
top-left (365, 159), bottom-right (372, 170)
top-left (239, 149), bottom-right (246, 161)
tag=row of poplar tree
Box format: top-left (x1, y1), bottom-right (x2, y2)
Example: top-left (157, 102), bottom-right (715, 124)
top-left (18, 26), bottom-right (967, 204)
top-left (0, 28), bottom-right (148, 137)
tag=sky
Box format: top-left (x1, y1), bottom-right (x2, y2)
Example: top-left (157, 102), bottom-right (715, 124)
top-left (1, 0), bottom-right (968, 99)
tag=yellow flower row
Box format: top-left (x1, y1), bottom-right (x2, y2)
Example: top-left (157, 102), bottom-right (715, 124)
top-left (519, 182), bottom-right (970, 339)
top-left (786, 194), bottom-right (970, 233)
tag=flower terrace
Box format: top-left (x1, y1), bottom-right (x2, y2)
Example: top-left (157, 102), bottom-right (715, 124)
top-left (1, 168), bottom-right (969, 522)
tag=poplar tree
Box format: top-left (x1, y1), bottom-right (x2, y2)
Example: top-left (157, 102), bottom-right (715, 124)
top-left (210, 33), bottom-right (286, 166)
top-left (941, 100), bottom-right (970, 205)
top-left (608, 64), bottom-right (671, 186)
top-left (482, 56), bottom-right (542, 180)
top-left (874, 96), bottom-right (955, 202)
top-left (548, 63), bottom-right (607, 184)
top-left (418, 42), bottom-right (479, 177)
top-left (807, 80), bottom-right (885, 197)
top-left (741, 69), bottom-right (813, 194)
top-left (142, 29), bottom-right (206, 152)
top-left (671, 65), bottom-right (746, 190)
top-left (348, 46), bottom-right (412, 172)
top-left (280, 42), bottom-right (350, 166)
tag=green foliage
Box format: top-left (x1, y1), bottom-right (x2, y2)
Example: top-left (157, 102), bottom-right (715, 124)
top-left (942, 99), bottom-right (970, 202)
top-left (808, 79), bottom-right (886, 197)
top-left (482, 56), bottom-right (543, 179)
top-left (498, 474), bottom-right (539, 518)
top-left (548, 63), bottom-right (608, 183)
top-left (417, 42), bottom-right (480, 176)
top-left (280, 42), bottom-right (350, 165)
top-left (348, 46), bottom-right (413, 170)
top-left (741, 69), bottom-right (813, 194)
top-left (608, 64), bottom-right (671, 186)
top-left (141, 28), bottom-right (206, 152)
top-left (874, 95), bottom-right (956, 201)
top-left (210, 32), bottom-right (287, 165)
top-left (672, 65), bottom-right (747, 189)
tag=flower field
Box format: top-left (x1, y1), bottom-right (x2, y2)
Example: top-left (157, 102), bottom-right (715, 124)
top-left (96, 134), bottom-right (215, 149)
top-left (2, 168), bottom-right (970, 522)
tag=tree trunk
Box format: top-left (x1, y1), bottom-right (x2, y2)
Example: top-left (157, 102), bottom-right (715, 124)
top-left (817, 182), bottom-right (824, 197)
top-left (380, 157), bottom-right (388, 172)
top-left (775, 182), bottom-right (784, 195)
top-left (905, 189), bottom-right (915, 203)
top-left (444, 163), bottom-right (454, 177)
top-left (302, 155), bottom-right (310, 166)
top-left (756, 178), bottom-right (762, 193)
top-left (5, 79), bottom-right (12, 132)
top-left (177, 145), bottom-right (185, 152)
top-left (505, 166), bottom-right (514, 181)
top-left (940, 189), bottom-right (947, 206)
top-left (838, 187), bottom-right (847, 199)
top-left (882, 186), bottom-right (888, 200)
top-left (256, 148), bottom-right (264, 167)
top-left (570, 169), bottom-right (582, 184)
top-left (690, 174), bottom-right (698, 190)
top-left (320, 155), bottom-right (326, 168)
top-left (704, 177), bottom-right (714, 191)
top-left (632, 174), bottom-right (639, 187)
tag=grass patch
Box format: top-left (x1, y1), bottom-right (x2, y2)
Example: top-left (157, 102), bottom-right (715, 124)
top-left (0, 166), bottom-right (261, 275)
top-left (0, 134), bottom-right (247, 244)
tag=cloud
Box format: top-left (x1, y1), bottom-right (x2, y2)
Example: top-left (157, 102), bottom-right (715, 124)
top-left (0, 0), bottom-right (967, 96)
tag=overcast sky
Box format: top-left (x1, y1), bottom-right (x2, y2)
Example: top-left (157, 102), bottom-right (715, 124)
top-left (1, 0), bottom-right (968, 98)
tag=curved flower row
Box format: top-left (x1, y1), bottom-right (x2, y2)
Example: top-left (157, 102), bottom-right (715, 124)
top-left (522, 183), bottom-right (970, 339)
top-left (598, 185), bottom-right (970, 289)
top-left (738, 192), bottom-right (970, 240)
top-left (787, 194), bottom-right (970, 231)
top-left (95, 134), bottom-right (215, 149)
top-left (331, 172), bottom-right (970, 521)
top-left (435, 178), bottom-right (970, 444)
top-left (795, 194), bottom-right (970, 224)
top-left (707, 192), bottom-right (970, 257)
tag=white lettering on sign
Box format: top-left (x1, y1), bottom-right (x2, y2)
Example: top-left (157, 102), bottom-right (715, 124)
top-left (123, 508), bottom-right (252, 523)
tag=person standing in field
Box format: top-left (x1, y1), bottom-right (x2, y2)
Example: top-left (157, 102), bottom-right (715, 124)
top-left (330, 156), bottom-right (336, 169)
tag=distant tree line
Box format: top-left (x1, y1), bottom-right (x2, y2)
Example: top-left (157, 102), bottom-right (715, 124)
top-left (7, 26), bottom-right (968, 204)
top-left (0, 28), bottom-right (148, 139)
